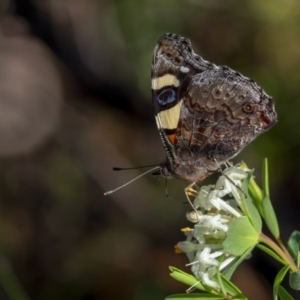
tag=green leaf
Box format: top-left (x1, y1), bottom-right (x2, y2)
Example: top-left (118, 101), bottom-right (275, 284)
top-left (165, 294), bottom-right (224, 299)
top-left (273, 265), bottom-right (290, 299)
top-left (287, 231), bottom-right (300, 267)
top-left (256, 244), bottom-right (286, 265)
top-left (289, 270), bottom-right (300, 290)
top-left (241, 174), bottom-right (262, 232)
top-left (248, 176), bottom-right (264, 211)
top-left (169, 267), bottom-right (207, 292)
top-left (168, 267), bottom-right (247, 298)
top-left (262, 158), bottom-right (270, 197)
top-left (216, 269), bottom-right (226, 297)
top-left (218, 273), bottom-right (245, 299)
top-left (262, 195), bottom-right (280, 238)
top-left (223, 246), bottom-right (255, 279)
top-left (278, 285), bottom-right (295, 300)
top-left (223, 217), bottom-right (259, 256)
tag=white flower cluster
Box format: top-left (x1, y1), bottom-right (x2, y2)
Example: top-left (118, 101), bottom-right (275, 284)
top-left (177, 165), bottom-right (250, 290)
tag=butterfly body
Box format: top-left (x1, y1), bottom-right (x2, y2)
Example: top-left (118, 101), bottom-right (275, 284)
top-left (152, 33), bottom-right (277, 184)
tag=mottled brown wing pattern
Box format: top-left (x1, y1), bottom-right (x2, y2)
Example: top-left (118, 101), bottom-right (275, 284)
top-left (175, 68), bottom-right (276, 163)
top-left (151, 33), bottom-right (217, 164)
top-left (152, 33), bottom-right (277, 183)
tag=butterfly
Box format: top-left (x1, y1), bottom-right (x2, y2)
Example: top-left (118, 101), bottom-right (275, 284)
top-left (151, 33), bottom-right (277, 191)
top-left (104, 33), bottom-right (277, 197)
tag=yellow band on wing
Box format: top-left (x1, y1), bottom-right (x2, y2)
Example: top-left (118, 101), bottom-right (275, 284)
top-left (151, 74), bottom-right (180, 90)
top-left (155, 100), bottom-right (183, 130)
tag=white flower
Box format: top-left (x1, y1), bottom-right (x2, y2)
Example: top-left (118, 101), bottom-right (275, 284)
top-left (208, 190), bottom-right (241, 217)
top-left (194, 185), bottom-right (215, 210)
top-left (176, 164), bottom-right (251, 292)
top-left (194, 214), bottom-right (228, 234)
top-left (189, 247), bottom-right (223, 290)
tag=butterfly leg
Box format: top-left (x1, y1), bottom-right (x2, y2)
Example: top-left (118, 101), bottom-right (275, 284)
top-left (164, 179), bottom-right (178, 202)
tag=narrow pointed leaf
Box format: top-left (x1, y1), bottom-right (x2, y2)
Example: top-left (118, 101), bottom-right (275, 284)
top-left (166, 294), bottom-right (223, 299)
top-left (262, 195), bottom-right (280, 238)
top-left (278, 285), bottom-right (295, 300)
top-left (262, 158), bottom-right (270, 197)
top-left (169, 267), bottom-right (213, 292)
top-left (218, 273), bottom-right (245, 299)
top-left (216, 269), bottom-right (226, 297)
top-left (223, 246), bottom-right (254, 279)
top-left (256, 244), bottom-right (286, 265)
top-left (273, 265), bottom-right (290, 298)
top-left (242, 174), bottom-right (262, 232)
top-left (248, 176), bottom-right (264, 215)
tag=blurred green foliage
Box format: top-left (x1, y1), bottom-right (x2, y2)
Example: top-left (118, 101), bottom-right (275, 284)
top-left (0, 0), bottom-right (299, 299)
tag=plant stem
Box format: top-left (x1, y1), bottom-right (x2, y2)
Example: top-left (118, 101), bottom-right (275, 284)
top-left (259, 233), bottom-right (298, 272)
top-left (276, 236), bottom-right (292, 258)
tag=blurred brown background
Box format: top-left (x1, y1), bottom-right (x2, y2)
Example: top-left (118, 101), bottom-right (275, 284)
top-left (0, 0), bottom-right (299, 299)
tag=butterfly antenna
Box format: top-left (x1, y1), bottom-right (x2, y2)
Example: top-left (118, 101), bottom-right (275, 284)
top-left (104, 166), bottom-right (160, 195)
top-left (112, 164), bottom-right (159, 171)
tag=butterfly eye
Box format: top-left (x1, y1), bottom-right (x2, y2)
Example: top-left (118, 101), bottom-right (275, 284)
top-left (242, 102), bottom-right (254, 114)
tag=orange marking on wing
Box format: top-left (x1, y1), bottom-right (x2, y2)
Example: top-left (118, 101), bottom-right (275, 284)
top-left (167, 134), bottom-right (175, 144)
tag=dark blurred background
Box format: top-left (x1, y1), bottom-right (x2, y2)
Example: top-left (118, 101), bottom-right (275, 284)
top-left (0, 0), bottom-right (299, 299)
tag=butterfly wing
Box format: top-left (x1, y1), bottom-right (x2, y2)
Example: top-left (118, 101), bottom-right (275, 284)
top-left (152, 33), bottom-right (277, 183)
top-left (151, 33), bottom-right (216, 165)
top-left (175, 67), bottom-right (277, 167)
